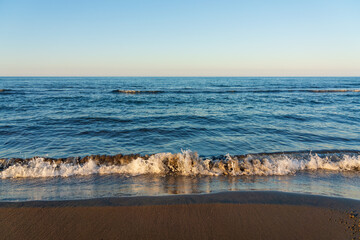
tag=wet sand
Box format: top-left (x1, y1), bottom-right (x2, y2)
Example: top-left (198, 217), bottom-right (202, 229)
top-left (0, 191), bottom-right (359, 240)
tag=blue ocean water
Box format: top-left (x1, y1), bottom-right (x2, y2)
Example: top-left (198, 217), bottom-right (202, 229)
top-left (1, 77), bottom-right (360, 157)
top-left (0, 77), bottom-right (360, 201)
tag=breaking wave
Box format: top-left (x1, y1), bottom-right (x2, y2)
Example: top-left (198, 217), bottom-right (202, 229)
top-left (1, 150), bottom-right (360, 179)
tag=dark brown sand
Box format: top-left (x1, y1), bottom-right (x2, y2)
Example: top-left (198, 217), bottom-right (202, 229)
top-left (0, 192), bottom-right (359, 240)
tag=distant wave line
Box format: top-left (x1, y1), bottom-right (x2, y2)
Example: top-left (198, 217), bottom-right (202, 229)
top-left (2, 89), bottom-right (360, 95)
top-left (112, 89), bottom-right (360, 94)
top-left (112, 90), bottom-right (165, 94)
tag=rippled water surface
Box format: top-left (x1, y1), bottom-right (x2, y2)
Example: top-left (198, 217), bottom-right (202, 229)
top-left (1, 77), bottom-right (360, 157)
top-left (1, 77), bottom-right (360, 200)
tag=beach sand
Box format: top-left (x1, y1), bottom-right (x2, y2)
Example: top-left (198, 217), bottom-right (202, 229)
top-left (0, 192), bottom-right (359, 240)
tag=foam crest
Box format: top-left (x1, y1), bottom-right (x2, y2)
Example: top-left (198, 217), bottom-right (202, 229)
top-left (1, 150), bottom-right (360, 179)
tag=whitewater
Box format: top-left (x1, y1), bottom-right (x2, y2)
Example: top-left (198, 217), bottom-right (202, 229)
top-left (1, 150), bottom-right (360, 179)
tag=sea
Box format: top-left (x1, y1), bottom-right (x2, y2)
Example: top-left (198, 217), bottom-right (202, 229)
top-left (0, 77), bottom-right (360, 201)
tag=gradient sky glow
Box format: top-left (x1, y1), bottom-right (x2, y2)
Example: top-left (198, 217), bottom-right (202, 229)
top-left (0, 0), bottom-right (359, 76)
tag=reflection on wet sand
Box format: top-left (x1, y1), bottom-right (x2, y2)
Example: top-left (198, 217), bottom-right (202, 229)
top-left (1, 171), bottom-right (360, 201)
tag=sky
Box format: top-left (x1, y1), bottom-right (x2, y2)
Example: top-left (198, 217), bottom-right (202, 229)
top-left (0, 0), bottom-right (359, 76)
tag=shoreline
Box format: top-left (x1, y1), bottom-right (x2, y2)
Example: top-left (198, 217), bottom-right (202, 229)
top-left (1, 191), bottom-right (360, 208)
top-left (1, 191), bottom-right (360, 239)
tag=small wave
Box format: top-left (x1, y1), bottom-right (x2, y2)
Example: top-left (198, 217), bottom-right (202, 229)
top-left (1, 150), bottom-right (360, 179)
top-left (111, 89), bottom-right (360, 95)
top-left (112, 90), bottom-right (164, 94)
top-left (306, 89), bottom-right (360, 93)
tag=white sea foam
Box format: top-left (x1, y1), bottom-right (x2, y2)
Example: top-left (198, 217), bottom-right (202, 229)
top-left (1, 150), bottom-right (360, 179)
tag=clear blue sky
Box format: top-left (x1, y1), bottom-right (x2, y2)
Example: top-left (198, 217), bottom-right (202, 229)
top-left (0, 0), bottom-right (359, 76)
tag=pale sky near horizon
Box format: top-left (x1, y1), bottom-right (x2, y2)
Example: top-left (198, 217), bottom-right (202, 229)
top-left (0, 0), bottom-right (359, 76)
